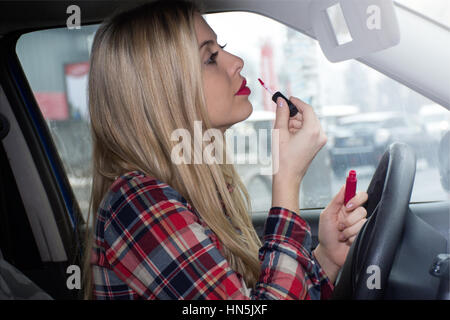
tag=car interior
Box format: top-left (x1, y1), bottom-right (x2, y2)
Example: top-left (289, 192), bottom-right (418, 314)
top-left (0, 0), bottom-right (448, 300)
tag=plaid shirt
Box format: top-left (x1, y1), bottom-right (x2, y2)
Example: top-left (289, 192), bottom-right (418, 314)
top-left (91, 170), bottom-right (334, 300)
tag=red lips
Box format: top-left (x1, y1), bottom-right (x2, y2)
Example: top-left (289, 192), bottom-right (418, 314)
top-left (235, 79), bottom-right (251, 96)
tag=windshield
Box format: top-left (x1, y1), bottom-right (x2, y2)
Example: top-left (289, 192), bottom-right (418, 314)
top-left (395, 0), bottom-right (450, 28)
top-left (16, 9), bottom-right (450, 218)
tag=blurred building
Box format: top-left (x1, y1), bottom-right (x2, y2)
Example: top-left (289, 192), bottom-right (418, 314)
top-left (282, 28), bottom-right (319, 109)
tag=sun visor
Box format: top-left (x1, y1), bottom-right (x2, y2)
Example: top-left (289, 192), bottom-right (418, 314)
top-left (310, 0), bottom-right (400, 62)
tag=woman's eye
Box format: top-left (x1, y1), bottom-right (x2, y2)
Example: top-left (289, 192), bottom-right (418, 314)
top-left (206, 52), bottom-right (218, 65)
top-left (206, 43), bottom-right (227, 65)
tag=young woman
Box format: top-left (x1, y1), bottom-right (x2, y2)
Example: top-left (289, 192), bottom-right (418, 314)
top-left (84, 0), bottom-right (368, 300)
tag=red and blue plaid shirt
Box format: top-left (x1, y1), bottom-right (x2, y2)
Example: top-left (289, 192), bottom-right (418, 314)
top-left (91, 170), bottom-right (334, 299)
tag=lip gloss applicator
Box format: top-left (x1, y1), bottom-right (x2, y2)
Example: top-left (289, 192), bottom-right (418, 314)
top-left (258, 78), bottom-right (299, 117)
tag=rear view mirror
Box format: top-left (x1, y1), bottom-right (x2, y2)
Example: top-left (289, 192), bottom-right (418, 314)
top-left (309, 0), bottom-right (400, 62)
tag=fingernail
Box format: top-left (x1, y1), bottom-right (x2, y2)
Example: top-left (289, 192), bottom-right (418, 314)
top-left (339, 233), bottom-right (345, 241)
top-left (278, 98), bottom-right (284, 108)
top-left (339, 223), bottom-right (345, 230)
top-left (346, 202), bottom-right (353, 209)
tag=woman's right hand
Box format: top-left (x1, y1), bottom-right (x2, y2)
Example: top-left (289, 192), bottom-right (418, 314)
top-left (272, 96), bottom-right (327, 183)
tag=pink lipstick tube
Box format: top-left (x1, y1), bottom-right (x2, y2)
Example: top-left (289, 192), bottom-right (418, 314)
top-left (344, 170), bottom-right (357, 206)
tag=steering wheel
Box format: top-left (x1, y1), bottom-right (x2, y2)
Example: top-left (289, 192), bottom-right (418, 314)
top-left (331, 142), bottom-right (416, 299)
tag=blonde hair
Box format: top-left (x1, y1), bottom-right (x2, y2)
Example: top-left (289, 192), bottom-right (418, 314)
top-left (83, 0), bottom-right (262, 299)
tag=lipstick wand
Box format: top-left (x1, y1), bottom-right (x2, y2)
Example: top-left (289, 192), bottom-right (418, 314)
top-left (258, 78), bottom-right (299, 117)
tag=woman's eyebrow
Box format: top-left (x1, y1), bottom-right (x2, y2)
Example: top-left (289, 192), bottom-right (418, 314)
top-left (198, 33), bottom-right (218, 50)
top-left (199, 39), bottom-right (215, 50)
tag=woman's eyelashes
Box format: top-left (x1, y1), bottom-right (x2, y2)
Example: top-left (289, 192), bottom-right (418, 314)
top-left (206, 43), bottom-right (227, 65)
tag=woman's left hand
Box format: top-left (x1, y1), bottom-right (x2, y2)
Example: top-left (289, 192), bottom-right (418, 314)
top-left (314, 185), bottom-right (368, 274)
top-left (289, 113), bottom-right (368, 277)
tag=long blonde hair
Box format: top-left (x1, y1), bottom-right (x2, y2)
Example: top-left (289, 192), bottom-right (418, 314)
top-left (83, 0), bottom-right (262, 299)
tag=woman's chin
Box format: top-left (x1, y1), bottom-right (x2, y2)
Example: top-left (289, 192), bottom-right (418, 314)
top-left (240, 100), bottom-right (254, 121)
top-left (218, 101), bottom-right (253, 130)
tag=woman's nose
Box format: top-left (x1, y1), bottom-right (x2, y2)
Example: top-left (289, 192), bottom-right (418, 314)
top-left (228, 53), bottom-right (244, 77)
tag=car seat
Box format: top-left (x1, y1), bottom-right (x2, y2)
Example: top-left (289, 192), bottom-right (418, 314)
top-left (0, 248), bottom-right (53, 300)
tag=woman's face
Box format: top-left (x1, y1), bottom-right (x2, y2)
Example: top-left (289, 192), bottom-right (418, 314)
top-left (194, 13), bottom-right (253, 132)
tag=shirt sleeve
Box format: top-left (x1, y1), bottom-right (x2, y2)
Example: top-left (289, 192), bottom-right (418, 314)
top-left (102, 184), bottom-right (334, 300)
top-left (260, 207), bottom-right (334, 300)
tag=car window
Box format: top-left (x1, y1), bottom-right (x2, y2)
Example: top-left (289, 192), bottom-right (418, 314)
top-left (205, 12), bottom-right (449, 211)
top-left (16, 25), bottom-right (98, 220)
top-left (16, 12), bottom-right (449, 220)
